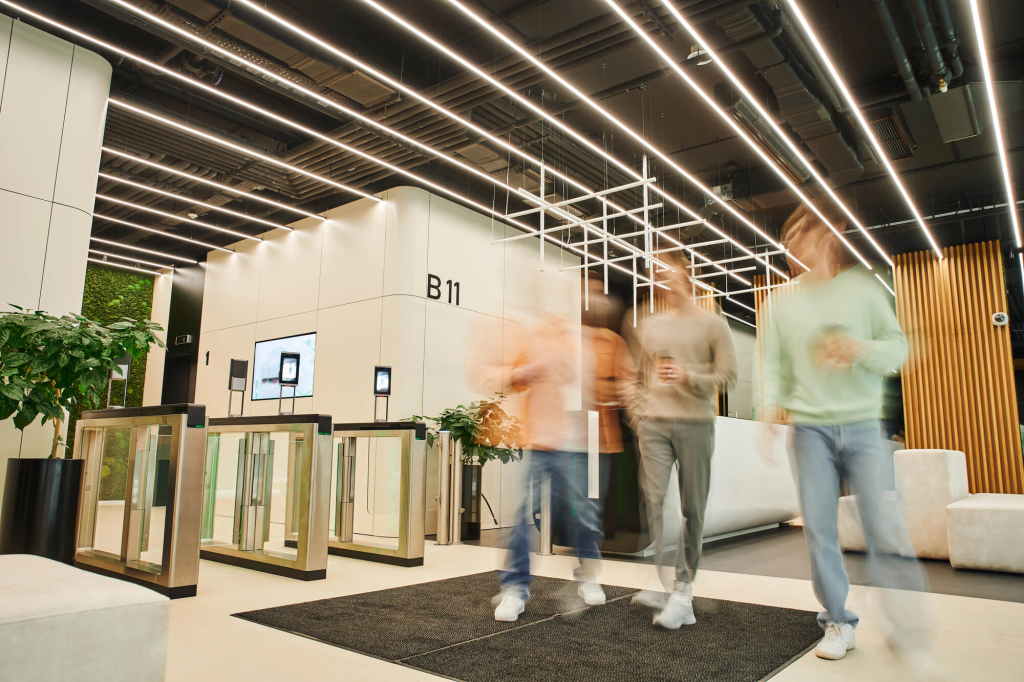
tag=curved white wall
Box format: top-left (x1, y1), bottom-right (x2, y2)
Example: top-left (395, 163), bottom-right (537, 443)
top-left (0, 17), bottom-right (112, 487)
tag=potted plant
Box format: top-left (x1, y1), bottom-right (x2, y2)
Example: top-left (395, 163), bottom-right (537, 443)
top-left (0, 307), bottom-right (165, 564)
top-left (411, 397), bottom-right (524, 540)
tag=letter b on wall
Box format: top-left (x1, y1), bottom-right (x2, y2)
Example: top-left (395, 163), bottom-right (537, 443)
top-left (427, 274), bottom-right (441, 300)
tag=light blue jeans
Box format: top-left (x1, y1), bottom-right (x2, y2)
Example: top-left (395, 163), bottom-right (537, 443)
top-left (500, 450), bottom-right (603, 597)
top-left (792, 421), bottom-right (930, 647)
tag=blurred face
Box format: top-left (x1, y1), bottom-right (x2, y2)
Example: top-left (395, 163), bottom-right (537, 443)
top-left (784, 213), bottom-right (834, 272)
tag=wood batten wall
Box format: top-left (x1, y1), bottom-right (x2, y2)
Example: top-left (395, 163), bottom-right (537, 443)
top-left (894, 241), bottom-right (1023, 494)
top-left (753, 273), bottom-right (793, 418)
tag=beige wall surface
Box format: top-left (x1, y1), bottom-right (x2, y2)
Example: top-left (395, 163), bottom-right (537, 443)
top-left (195, 187), bottom-right (581, 529)
top-left (0, 17), bottom-right (112, 495)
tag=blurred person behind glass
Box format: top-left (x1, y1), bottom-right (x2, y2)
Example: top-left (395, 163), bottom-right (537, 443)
top-left (624, 251), bottom-right (737, 630)
top-left (760, 199), bottom-right (949, 679)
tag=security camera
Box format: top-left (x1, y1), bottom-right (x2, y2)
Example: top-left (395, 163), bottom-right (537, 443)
top-left (992, 312), bottom-right (1009, 327)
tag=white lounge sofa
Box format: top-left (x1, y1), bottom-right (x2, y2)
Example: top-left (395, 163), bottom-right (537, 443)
top-left (0, 554), bottom-right (169, 682)
top-left (946, 494), bottom-right (1024, 574)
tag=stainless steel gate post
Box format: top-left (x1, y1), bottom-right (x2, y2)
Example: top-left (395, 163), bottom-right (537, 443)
top-left (450, 439), bottom-right (463, 545)
top-left (537, 476), bottom-right (554, 556)
top-left (436, 431), bottom-right (451, 545)
top-left (336, 436), bottom-right (357, 543)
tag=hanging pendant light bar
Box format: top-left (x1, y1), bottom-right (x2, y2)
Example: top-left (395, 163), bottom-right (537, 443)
top-left (93, 213), bottom-right (235, 253)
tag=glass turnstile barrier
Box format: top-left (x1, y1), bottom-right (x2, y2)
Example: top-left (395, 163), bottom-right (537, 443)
top-left (329, 422), bottom-right (427, 567)
top-left (201, 415), bottom-right (332, 580)
top-left (73, 404), bottom-right (207, 598)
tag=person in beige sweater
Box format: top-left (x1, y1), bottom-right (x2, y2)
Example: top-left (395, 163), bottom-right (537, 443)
top-left (624, 251), bottom-right (737, 629)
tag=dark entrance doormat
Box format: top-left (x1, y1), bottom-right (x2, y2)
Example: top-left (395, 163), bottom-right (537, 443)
top-left (234, 571), bottom-right (822, 681)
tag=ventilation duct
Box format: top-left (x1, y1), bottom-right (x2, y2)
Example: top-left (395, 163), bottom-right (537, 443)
top-left (927, 82), bottom-right (1024, 144)
top-left (867, 107), bottom-right (915, 160)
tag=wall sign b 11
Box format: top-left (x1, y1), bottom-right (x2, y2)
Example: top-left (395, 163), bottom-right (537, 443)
top-left (427, 273), bottom-right (460, 306)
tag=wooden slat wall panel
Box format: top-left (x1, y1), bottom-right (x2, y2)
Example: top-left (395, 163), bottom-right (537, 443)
top-left (753, 273), bottom-right (792, 419)
top-left (895, 241), bottom-right (1023, 494)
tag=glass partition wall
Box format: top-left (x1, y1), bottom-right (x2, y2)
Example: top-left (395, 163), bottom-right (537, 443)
top-left (74, 405), bottom-right (207, 598)
top-left (201, 415), bottom-right (332, 580)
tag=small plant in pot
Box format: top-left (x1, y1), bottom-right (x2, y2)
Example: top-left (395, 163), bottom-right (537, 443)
top-left (410, 397), bottom-right (525, 541)
top-left (0, 307), bottom-right (165, 564)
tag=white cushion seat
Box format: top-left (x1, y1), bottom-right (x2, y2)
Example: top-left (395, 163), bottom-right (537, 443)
top-left (893, 449), bottom-right (969, 559)
top-left (946, 494), bottom-right (1024, 574)
top-left (0, 554), bottom-right (169, 681)
top-left (838, 491), bottom-right (900, 553)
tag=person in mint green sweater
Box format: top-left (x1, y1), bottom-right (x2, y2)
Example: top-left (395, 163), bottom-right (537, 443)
top-left (762, 200), bottom-right (947, 679)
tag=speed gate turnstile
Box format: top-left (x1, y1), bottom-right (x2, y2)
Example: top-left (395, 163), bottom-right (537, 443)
top-left (200, 415), bottom-right (332, 580)
top-left (73, 404), bottom-right (207, 598)
top-left (329, 421), bottom-right (427, 566)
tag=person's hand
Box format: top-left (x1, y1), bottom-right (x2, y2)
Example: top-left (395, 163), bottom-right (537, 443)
top-left (820, 332), bottom-right (863, 368)
top-left (656, 363), bottom-right (685, 384)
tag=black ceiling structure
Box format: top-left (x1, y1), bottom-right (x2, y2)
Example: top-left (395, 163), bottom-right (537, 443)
top-left (7, 0), bottom-right (1024, 344)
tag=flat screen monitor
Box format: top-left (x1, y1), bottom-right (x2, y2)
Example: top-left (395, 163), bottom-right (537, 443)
top-left (374, 366), bottom-right (391, 396)
top-left (252, 332), bottom-right (316, 401)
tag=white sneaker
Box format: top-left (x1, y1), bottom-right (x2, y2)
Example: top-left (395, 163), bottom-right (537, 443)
top-left (652, 583), bottom-right (696, 629)
top-left (631, 590), bottom-right (669, 609)
top-left (493, 591), bottom-right (526, 622)
top-left (577, 581), bottom-right (606, 606)
top-left (815, 622), bottom-right (856, 660)
top-left (900, 649), bottom-right (954, 681)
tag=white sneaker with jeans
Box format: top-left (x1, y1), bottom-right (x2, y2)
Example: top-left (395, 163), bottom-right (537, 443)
top-left (493, 588), bottom-right (526, 622)
top-left (577, 581), bottom-right (606, 606)
top-left (652, 582), bottom-right (696, 629)
top-left (815, 622), bottom-right (856, 660)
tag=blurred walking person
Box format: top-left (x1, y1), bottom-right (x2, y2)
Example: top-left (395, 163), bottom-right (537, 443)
top-left (626, 251), bottom-right (737, 629)
top-left (761, 199), bottom-right (946, 677)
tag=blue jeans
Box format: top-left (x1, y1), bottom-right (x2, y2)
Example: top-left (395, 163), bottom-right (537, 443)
top-left (792, 422), bottom-right (930, 646)
top-left (499, 450), bottom-right (604, 597)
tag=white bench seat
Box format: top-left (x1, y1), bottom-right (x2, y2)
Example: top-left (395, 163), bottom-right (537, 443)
top-left (946, 494), bottom-right (1024, 574)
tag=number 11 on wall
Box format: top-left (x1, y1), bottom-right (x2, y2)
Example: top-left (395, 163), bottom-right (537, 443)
top-left (427, 274), bottom-right (460, 306)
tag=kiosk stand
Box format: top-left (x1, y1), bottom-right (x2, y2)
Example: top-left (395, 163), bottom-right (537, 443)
top-left (277, 352), bottom-right (300, 416)
top-left (72, 404), bottom-right (207, 598)
top-left (201, 414), bottom-right (332, 580)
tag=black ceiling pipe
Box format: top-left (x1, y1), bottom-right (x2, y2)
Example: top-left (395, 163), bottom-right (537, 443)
top-left (930, 0), bottom-right (964, 79)
top-left (871, 0), bottom-right (925, 101)
top-left (684, 0), bottom-right (762, 25)
top-left (907, 0), bottom-right (953, 89)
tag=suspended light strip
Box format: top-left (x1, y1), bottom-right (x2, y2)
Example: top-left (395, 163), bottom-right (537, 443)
top-left (89, 248), bottom-right (174, 270)
top-left (98, 172), bottom-right (293, 232)
top-left (90, 236), bottom-right (197, 263)
top-left (107, 99), bottom-right (378, 205)
top-left (967, 0), bottom-right (1021, 248)
top-left (87, 257), bottom-right (163, 276)
top-left (97, 193), bottom-right (261, 242)
top-left (784, 0), bottom-right (943, 259)
top-left (875, 273), bottom-right (896, 297)
top-left (94, 213), bottom-right (234, 253)
top-left (101, 147), bottom-right (323, 220)
top-left (430, 0), bottom-right (800, 271)
top-left (225, 0), bottom-right (784, 282)
top-left (723, 311), bottom-right (756, 329)
top-left (627, 0), bottom-right (888, 267)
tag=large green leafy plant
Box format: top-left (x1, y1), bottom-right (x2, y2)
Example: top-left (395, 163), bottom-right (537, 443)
top-left (410, 397), bottom-right (525, 466)
top-left (0, 307), bottom-right (165, 459)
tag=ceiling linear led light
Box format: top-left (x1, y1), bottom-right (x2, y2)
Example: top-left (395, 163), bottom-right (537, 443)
top-left (81, 0), bottom-right (670, 276)
top-left (89, 236), bottom-right (198, 264)
top-left (430, 0), bottom-right (801, 273)
top-left (223, 0), bottom-right (779, 284)
top-left (101, 147), bottom-right (324, 221)
top-left (11, 0), bottom-right (741, 285)
top-left (784, 0), bottom-right (943, 260)
top-left (87, 257), bottom-right (163, 276)
top-left (107, 99), bottom-right (379, 205)
top-left (94, 213), bottom-right (235, 253)
top-left (875, 273), bottom-right (897, 297)
top-left (98, 172), bottom-right (295, 232)
top-left (88, 248), bottom-right (175, 270)
top-left (723, 311), bottom-right (756, 329)
top-left (96, 193), bottom-right (262, 242)
top-left (620, 0), bottom-right (888, 269)
top-left (968, 0), bottom-right (1021, 248)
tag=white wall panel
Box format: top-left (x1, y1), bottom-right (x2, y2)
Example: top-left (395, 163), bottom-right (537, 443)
top-left (194, 324), bottom-right (257, 419)
top-left (52, 48), bottom-right (110, 214)
top-left (313, 300), bottom-right (383, 423)
top-left (0, 188), bottom-right (52, 311)
top-left (38, 204), bottom-right (90, 314)
top-left (421, 301), bottom-right (497, 416)
top-left (318, 199), bottom-right (388, 309)
top-left (142, 270), bottom-right (173, 406)
top-left (256, 222), bottom-right (323, 321)
top-left (0, 15), bottom-right (12, 96)
top-left (0, 21), bottom-right (72, 202)
top-left (382, 187), bottom-right (428, 297)
top-left (426, 193), bottom-right (505, 318)
top-left (200, 240), bottom-right (261, 332)
top-left (378, 295), bottom-right (426, 420)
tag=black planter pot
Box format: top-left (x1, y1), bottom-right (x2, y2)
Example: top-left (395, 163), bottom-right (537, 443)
top-left (460, 463), bottom-right (482, 541)
top-left (0, 458), bottom-right (84, 564)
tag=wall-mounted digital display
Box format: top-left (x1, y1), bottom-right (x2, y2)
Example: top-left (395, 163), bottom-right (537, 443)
top-left (374, 366), bottom-right (391, 396)
top-left (252, 333), bottom-right (316, 401)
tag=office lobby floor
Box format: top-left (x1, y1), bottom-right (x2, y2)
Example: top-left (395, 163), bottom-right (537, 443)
top-left (166, 541), bottom-right (1024, 681)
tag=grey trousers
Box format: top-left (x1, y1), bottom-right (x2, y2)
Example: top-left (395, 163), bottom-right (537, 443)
top-left (638, 419), bottom-right (715, 589)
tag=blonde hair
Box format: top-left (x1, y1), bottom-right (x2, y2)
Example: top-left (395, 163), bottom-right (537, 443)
top-left (780, 196), bottom-right (854, 269)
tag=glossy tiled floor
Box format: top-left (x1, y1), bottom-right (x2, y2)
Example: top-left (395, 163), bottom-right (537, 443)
top-left (168, 541), bottom-right (1024, 681)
